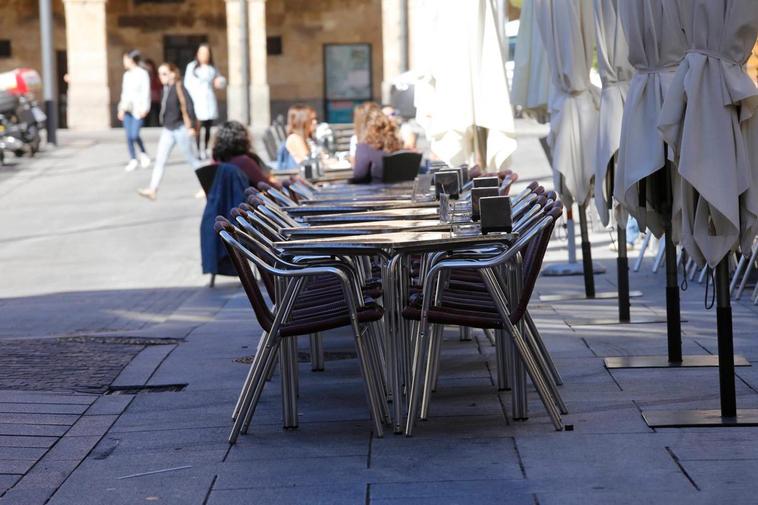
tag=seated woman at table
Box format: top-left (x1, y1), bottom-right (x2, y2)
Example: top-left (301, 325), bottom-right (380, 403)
top-left (350, 108), bottom-right (402, 184)
top-left (213, 120), bottom-right (282, 189)
top-left (276, 104), bottom-right (313, 170)
top-left (349, 102), bottom-right (381, 163)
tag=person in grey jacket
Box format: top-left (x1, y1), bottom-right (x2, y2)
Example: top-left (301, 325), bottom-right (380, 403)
top-left (138, 63), bottom-right (199, 201)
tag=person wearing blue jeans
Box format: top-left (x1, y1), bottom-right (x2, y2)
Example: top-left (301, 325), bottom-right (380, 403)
top-left (117, 50), bottom-right (151, 172)
top-left (138, 63), bottom-right (200, 200)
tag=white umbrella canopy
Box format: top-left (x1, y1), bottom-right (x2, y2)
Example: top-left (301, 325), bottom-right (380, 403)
top-left (534, 0), bottom-right (599, 206)
top-left (657, 0), bottom-right (758, 268)
top-left (613, 0), bottom-right (687, 238)
top-left (510, 0), bottom-right (551, 114)
top-left (418, 0), bottom-right (518, 171)
top-left (592, 0), bottom-right (634, 227)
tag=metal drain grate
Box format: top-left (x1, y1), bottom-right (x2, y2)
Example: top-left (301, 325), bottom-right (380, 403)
top-left (234, 351), bottom-right (357, 365)
top-left (59, 336), bottom-right (183, 346)
top-left (106, 383), bottom-right (187, 395)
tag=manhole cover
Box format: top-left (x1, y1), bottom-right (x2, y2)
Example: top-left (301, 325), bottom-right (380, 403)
top-left (0, 338), bottom-right (143, 393)
top-left (234, 351), bottom-right (357, 364)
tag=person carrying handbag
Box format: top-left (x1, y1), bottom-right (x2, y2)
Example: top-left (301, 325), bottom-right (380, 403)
top-left (138, 63), bottom-right (200, 201)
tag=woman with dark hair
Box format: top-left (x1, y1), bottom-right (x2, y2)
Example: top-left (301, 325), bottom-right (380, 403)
top-left (185, 43), bottom-right (226, 160)
top-left (351, 108), bottom-right (402, 183)
top-left (138, 63), bottom-right (199, 200)
top-left (212, 121), bottom-right (282, 189)
top-left (117, 49), bottom-right (151, 172)
top-left (276, 104), bottom-right (312, 169)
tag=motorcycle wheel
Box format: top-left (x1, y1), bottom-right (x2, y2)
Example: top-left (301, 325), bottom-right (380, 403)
top-left (14, 149), bottom-right (23, 158)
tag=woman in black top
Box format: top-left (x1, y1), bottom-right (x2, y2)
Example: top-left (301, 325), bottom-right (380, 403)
top-left (138, 63), bottom-right (200, 200)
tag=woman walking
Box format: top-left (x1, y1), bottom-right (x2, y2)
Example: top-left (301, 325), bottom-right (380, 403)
top-left (117, 50), bottom-right (151, 172)
top-left (184, 43), bottom-right (226, 160)
top-left (138, 63), bottom-right (199, 201)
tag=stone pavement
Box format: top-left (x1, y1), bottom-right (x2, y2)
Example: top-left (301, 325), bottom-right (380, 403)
top-left (1, 127), bottom-right (758, 504)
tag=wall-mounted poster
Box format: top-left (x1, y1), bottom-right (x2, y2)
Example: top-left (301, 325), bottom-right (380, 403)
top-left (323, 43), bottom-right (372, 123)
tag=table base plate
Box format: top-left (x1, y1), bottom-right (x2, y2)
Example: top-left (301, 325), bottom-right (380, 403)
top-left (539, 290), bottom-right (643, 302)
top-left (604, 355), bottom-right (750, 369)
top-left (643, 409), bottom-right (758, 428)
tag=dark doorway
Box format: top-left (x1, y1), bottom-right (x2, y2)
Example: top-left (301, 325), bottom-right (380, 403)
top-left (56, 50), bottom-right (67, 129)
top-left (163, 34), bottom-right (208, 77)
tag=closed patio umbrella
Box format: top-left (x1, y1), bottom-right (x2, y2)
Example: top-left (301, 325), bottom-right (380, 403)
top-left (614, 0), bottom-right (687, 238)
top-left (658, 0), bottom-right (758, 269)
top-left (419, 0), bottom-right (518, 171)
top-left (534, 0), bottom-right (598, 206)
top-left (510, 0), bottom-right (550, 114)
top-left (642, 0), bottom-right (758, 426)
top-left (592, 0), bottom-right (634, 227)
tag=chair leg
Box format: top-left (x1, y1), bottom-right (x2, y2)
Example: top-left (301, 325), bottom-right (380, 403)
top-left (365, 322), bottom-right (391, 425)
top-left (481, 268), bottom-right (563, 430)
top-left (420, 324), bottom-right (443, 420)
top-left (405, 317), bottom-right (431, 436)
top-left (633, 231), bottom-right (651, 272)
top-left (460, 326), bottom-right (472, 341)
top-left (310, 332), bottom-right (325, 371)
top-left (495, 329), bottom-right (511, 391)
top-left (525, 311), bottom-right (563, 386)
top-left (652, 239), bottom-right (665, 273)
top-left (280, 336), bottom-right (299, 429)
top-left (730, 254), bottom-right (748, 296)
top-left (429, 324), bottom-right (444, 393)
top-left (209, 274), bottom-right (216, 288)
top-left (736, 244), bottom-right (758, 300)
top-left (229, 332), bottom-right (278, 443)
top-left (232, 330), bottom-right (268, 421)
top-left (354, 327), bottom-right (385, 437)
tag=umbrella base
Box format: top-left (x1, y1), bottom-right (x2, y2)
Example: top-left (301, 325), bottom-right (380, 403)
top-left (539, 290), bottom-right (642, 303)
top-left (567, 315), bottom-right (668, 326)
top-left (604, 355), bottom-right (750, 369)
top-left (643, 409), bottom-right (758, 428)
top-left (541, 262), bottom-right (606, 277)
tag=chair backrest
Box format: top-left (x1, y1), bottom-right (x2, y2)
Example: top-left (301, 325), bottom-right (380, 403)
top-left (510, 201), bottom-right (563, 323)
top-left (195, 164), bottom-right (220, 196)
top-left (382, 151), bottom-right (423, 183)
top-left (262, 127), bottom-right (279, 161)
top-left (215, 218), bottom-right (275, 332)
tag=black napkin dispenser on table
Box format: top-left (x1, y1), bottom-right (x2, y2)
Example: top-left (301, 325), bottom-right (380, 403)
top-left (479, 195), bottom-right (512, 234)
top-left (471, 187), bottom-right (500, 221)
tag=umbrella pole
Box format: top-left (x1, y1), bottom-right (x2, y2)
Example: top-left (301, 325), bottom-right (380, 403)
top-left (663, 224), bottom-right (683, 364)
top-left (578, 203), bottom-right (595, 298)
top-left (617, 224), bottom-right (631, 322)
top-left (641, 255), bottom-right (758, 427)
top-left (716, 258), bottom-right (737, 417)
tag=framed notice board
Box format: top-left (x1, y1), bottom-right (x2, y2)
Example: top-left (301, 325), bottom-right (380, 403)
top-left (323, 43), bottom-right (372, 123)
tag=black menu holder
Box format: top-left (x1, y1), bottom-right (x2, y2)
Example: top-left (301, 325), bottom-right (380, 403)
top-left (472, 176), bottom-right (500, 189)
top-left (479, 196), bottom-right (512, 234)
top-left (471, 187), bottom-right (500, 221)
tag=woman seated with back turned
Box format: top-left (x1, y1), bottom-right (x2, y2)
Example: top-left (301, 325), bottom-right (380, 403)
top-left (212, 120), bottom-right (282, 189)
top-left (351, 108), bottom-right (402, 183)
top-left (276, 104), bottom-right (312, 170)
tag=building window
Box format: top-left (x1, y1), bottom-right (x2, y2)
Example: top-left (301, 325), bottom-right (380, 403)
top-left (163, 35), bottom-right (208, 73)
top-left (0, 40), bottom-right (11, 58)
top-left (267, 36), bottom-right (283, 56)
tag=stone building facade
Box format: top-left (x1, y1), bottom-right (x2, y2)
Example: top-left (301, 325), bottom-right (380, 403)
top-left (0, 0), bottom-right (404, 129)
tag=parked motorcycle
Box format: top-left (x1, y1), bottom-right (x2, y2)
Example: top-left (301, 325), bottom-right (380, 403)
top-left (0, 68), bottom-right (46, 165)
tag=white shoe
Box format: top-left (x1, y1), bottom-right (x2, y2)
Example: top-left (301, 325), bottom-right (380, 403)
top-left (138, 152), bottom-right (151, 169)
top-left (125, 159), bottom-right (139, 172)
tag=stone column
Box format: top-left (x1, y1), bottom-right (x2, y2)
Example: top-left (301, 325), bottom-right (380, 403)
top-left (62, 0), bottom-right (110, 129)
top-left (248, 0), bottom-right (270, 128)
top-left (225, 0), bottom-right (250, 123)
top-left (381, 0), bottom-right (408, 103)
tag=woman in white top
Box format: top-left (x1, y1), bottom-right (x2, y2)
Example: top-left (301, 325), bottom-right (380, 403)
top-left (184, 44), bottom-right (226, 160)
top-left (117, 50), bottom-right (151, 172)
